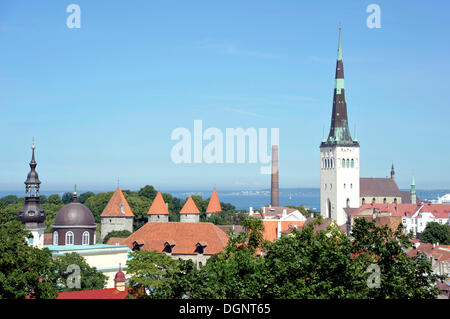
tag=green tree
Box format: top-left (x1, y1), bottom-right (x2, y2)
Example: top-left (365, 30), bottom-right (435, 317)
top-left (47, 194), bottom-right (63, 205)
top-left (61, 192), bottom-right (73, 204)
top-left (52, 252), bottom-right (107, 292)
top-left (84, 192), bottom-right (113, 223)
top-left (138, 185), bottom-right (157, 200)
top-left (125, 250), bottom-right (181, 298)
top-left (0, 195), bottom-right (19, 206)
top-left (419, 222), bottom-right (450, 245)
top-left (102, 230), bottom-right (132, 244)
top-left (78, 191), bottom-right (95, 204)
top-left (124, 194), bottom-right (151, 231)
top-left (0, 210), bottom-right (58, 299)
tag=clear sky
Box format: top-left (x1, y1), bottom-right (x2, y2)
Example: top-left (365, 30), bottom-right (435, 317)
top-left (1, 0), bottom-right (449, 192)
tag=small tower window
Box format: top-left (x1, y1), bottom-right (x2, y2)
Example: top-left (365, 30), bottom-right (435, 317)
top-left (351, 159), bottom-right (354, 168)
top-left (82, 231), bottom-right (90, 245)
top-left (346, 159), bottom-right (350, 168)
top-left (342, 159), bottom-right (345, 168)
top-left (66, 231), bottom-right (74, 245)
top-left (53, 231), bottom-right (59, 246)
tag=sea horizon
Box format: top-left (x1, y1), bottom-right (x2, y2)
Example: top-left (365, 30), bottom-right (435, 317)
top-left (2, 188), bottom-right (449, 211)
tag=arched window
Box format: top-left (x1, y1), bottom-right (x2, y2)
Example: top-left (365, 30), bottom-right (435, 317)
top-left (342, 159), bottom-right (345, 168)
top-left (372, 198), bottom-right (376, 204)
top-left (350, 183), bottom-right (353, 189)
top-left (394, 198), bottom-right (398, 204)
top-left (362, 198), bottom-right (366, 205)
top-left (344, 183), bottom-right (346, 189)
top-left (383, 198), bottom-right (387, 204)
top-left (346, 198), bottom-right (350, 208)
top-left (346, 159), bottom-right (350, 168)
top-left (53, 231), bottom-right (58, 246)
top-left (351, 159), bottom-right (354, 168)
top-left (82, 231), bottom-right (90, 245)
top-left (66, 231), bottom-right (74, 245)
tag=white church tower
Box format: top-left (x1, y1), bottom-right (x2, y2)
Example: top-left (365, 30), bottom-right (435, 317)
top-left (320, 27), bottom-right (360, 226)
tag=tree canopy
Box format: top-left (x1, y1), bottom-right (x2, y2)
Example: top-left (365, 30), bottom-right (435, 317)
top-left (419, 222), bottom-right (450, 245)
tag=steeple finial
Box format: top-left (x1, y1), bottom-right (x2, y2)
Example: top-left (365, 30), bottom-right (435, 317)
top-left (391, 163), bottom-right (395, 179)
top-left (73, 184), bottom-right (78, 201)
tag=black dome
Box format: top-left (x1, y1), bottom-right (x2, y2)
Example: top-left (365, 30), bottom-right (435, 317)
top-left (53, 200), bottom-right (96, 227)
top-left (18, 197), bottom-right (46, 224)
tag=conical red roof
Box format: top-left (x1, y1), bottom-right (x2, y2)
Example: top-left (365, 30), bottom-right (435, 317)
top-left (206, 188), bottom-right (222, 213)
top-left (180, 196), bottom-right (200, 215)
top-left (101, 187), bottom-right (134, 217)
top-left (147, 191), bottom-right (169, 215)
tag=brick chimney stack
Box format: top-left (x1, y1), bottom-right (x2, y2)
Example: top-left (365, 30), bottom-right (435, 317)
top-left (271, 145), bottom-right (279, 207)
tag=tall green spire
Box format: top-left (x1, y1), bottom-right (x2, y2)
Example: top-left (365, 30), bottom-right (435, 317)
top-left (337, 25), bottom-right (343, 61)
top-left (410, 176), bottom-right (416, 195)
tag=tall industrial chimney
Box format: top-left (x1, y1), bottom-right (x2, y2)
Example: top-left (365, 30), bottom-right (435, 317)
top-left (271, 145), bottom-right (279, 207)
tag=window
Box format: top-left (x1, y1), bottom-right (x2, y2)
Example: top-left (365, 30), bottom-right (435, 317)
top-left (28, 235), bottom-right (34, 245)
top-left (362, 198), bottom-right (366, 205)
top-left (82, 231), bottom-right (90, 245)
top-left (372, 198), bottom-right (376, 204)
top-left (346, 159), bottom-right (350, 168)
top-left (342, 159), bottom-right (345, 168)
top-left (394, 198), bottom-right (398, 204)
top-left (346, 198), bottom-right (350, 208)
top-left (344, 183), bottom-right (346, 189)
top-left (199, 262), bottom-right (203, 268)
top-left (350, 183), bottom-right (353, 189)
top-left (383, 198), bottom-right (387, 204)
top-left (351, 159), bottom-right (354, 168)
top-left (66, 231), bottom-right (74, 245)
top-left (53, 231), bottom-right (58, 246)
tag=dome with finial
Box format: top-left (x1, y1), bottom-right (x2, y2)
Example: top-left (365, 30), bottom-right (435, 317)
top-left (53, 186), bottom-right (96, 228)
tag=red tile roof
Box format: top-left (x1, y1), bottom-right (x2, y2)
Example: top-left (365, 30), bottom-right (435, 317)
top-left (57, 288), bottom-right (128, 299)
top-left (100, 187), bottom-right (134, 217)
top-left (106, 237), bottom-right (127, 245)
top-left (147, 191), bottom-right (169, 215)
top-left (121, 222), bottom-right (228, 255)
top-left (360, 178), bottom-right (403, 197)
top-left (407, 243), bottom-right (450, 262)
top-left (180, 196), bottom-right (200, 215)
top-left (206, 188), bottom-right (222, 213)
top-left (351, 203), bottom-right (450, 218)
top-left (262, 220), bottom-right (305, 242)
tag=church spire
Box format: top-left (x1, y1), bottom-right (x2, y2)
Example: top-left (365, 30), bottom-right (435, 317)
top-left (390, 163), bottom-right (395, 179)
top-left (322, 26), bottom-right (357, 147)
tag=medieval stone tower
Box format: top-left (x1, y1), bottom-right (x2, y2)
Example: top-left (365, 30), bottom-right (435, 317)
top-left (320, 27), bottom-right (360, 226)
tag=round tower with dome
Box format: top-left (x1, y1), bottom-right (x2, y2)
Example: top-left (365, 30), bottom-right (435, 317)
top-left (52, 186), bottom-right (97, 245)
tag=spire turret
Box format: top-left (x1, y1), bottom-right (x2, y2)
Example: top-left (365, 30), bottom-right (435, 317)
top-left (322, 27), bottom-right (358, 147)
top-left (18, 140), bottom-right (46, 240)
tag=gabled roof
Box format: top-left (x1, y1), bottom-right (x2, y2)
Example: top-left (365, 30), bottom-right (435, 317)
top-left (351, 203), bottom-right (450, 218)
top-left (121, 222), bottom-right (228, 255)
top-left (100, 187), bottom-right (134, 217)
top-left (180, 196), bottom-right (200, 215)
top-left (206, 188), bottom-right (222, 213)
top-left (147, 191), bottom-right (169, 215)
top-left (360, 178), bottom-right (404, 197)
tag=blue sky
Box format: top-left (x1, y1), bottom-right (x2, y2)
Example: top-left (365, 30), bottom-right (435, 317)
top-left (1, 0), bottom-right (449, 192)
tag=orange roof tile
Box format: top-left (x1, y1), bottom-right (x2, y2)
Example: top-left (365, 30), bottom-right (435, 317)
top-left (106, 237), bottom-right (127, 245)
top-left (100, 187), bottom-right (134, 217)
top-left (262, 220), bottom-right (305, 242)
top-left (147, 191), bottom-right (169, 215)
top-left (180, 196), bottom-right (200, 215)
top-left (57, 288), bottom-right (128, 299)
top-left (206, 188), bottom-right (222, 213)
top-left (121, 222), bottom-right (228, 255)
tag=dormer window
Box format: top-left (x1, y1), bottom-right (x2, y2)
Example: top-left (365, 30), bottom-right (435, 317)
top-left (163, 241), bottom-right (176, 254)
top-left (195, 242), bottom-right (207, 254)
top-left (132, 240), bottom-right (145, 251)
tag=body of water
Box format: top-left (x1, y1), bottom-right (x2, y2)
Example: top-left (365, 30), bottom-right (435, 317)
top-left (2, 189), bottom-right (449, 212)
